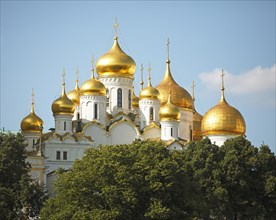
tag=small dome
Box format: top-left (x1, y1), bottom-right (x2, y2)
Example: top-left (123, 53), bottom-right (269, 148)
top-left (68, 80), bottom-right (80, 105)
top-left (132, 89), bottom-right (139, 108)
top-left (201, 95), bottom-right (246, 136)
top-left (139, 85), bottom-right (160, 100)
top-left (156, 59), bottom-right (194, 111)
top-left (96, 37), bottom-right (136, 79)
top-left (159, 94), bottom-right (180, 121)
top-left (52, 84), bottom-right (75, 116)
top-left (80, 73), bottom-right (106, 96)
top-left (21, 103), bottom-right (44, 133)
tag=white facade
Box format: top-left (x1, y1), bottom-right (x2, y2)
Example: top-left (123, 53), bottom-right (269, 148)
top-left (139, 99), bottom-right (160, 129)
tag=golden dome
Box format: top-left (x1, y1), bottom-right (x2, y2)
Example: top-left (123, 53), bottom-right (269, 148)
top-left (132, 88), bottom-right (139, 108)
top-left (159, 93), bottom-right (180, 121)
top-left (192, 110), bottom-right (203, 141)
top-left (68, 80), bottom-right (80, 105)
top-left (21, 98), bottom-right (44, 133)
top-left (156, 59), bottom-right (194, 111)
top-left (139, 84), bottom-right (160, 100)
top-left (96, 36), bottom-right (136, 79)
top-left (201, 94), bottom-right (246, 136)
top-left (80, 71), bottom-right (106, 96)
top-left (52, 83), bottom-right (75, 116)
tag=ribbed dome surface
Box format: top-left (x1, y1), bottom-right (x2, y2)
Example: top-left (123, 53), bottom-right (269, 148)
top-left (159, 94), bottom-right (180, 121)
top-left (68, 80), bottom-right (80, 105)
top-left (96, 37), bottom-right (136, 79)
top-left (201, 95), bottom-right (246, 136)
top-left (80, 75), bottom-right (106, 96)
top-left (52, 84), bottom-right (75, 116)
top-left (139, 83), bottom-right (159, 100)
top-left (156, 59), bottom-right (194, 111)
top-left (21, 103), bottom-right (44, 133)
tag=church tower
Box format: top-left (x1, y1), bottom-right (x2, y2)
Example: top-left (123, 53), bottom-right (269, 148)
top-left (51, 69), bottom-right (75, 135)
top-left (156, 39), bottom-right (194, 141)
top-left (159, 91), bottom-right (180, 141)
top-left (201, 70), bottom-right (246, 146)
top-left (80, 56), bottom-right (107, 126)
top-left (20, 89), bottom-right (44, 152)
top-left (96, 19), bottom-right (136, 116)
top-left (139, 64), bottom-right (160, 129)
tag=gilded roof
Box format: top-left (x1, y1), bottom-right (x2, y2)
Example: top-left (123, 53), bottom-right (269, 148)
top-left (96, 37), bottom-right (136, 79)
top-left (159, 93), bottom-right (180, 121)
top-left (201, 95), bottom-right (246, 136)
top-left (21, 103), bottom-right (44, 133)
top-left (156, 59), bottom-right (194, 111)
top-left (68, 80), bottom-right (80, 105)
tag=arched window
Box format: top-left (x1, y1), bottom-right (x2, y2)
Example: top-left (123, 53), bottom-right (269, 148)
top-left (117, 88), bottom-right (122, 108)
top-left (94, 103), bottom-right (98, 119)
top-left (106, 89), bottom-right (109, 107)
top-left (171, 128), bottom-right (173, 137)
top-left (128, 90), bottom-right (131, 109)
top-left (150, 107), bottom-right (154, 120)
top-left (64, 121), bottom-right (66, 131)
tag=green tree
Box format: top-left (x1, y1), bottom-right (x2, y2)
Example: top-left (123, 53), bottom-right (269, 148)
top-left (183, 138), bottom-right (225, 219)
top-left (41, 140), bottom-right (203, 220)
top-left (257, 144), bottom-right (276, 218)
top-left (0, 132), bottom-right (45, 220)
top-left (220, 136), bottom-right (268, 219)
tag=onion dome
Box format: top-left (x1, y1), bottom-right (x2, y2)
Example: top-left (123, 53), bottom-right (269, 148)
top-left (139, 64), bottom-right (159, 100)
top-left (68, 67), bottom-right (80, 105)
top-left (201, 71), bottom-right (246, 136)
top-left (21, 91), bottom-right (44, 133)
top-left (80, 64), bottom-right (106, 96)
top-left (159, 93), bottom-right (180, 121)
top-left (52, 72), bottom-right (75, 116)
top-left (96, 35), bottom-right (136, 79)
top-left (156, 59), bottom-right (194, 111)
top-left (132, 87), bottom-right (139, 108)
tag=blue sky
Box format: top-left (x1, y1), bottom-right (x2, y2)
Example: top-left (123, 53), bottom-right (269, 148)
top-left (1, 1), bottom-right (275, 151)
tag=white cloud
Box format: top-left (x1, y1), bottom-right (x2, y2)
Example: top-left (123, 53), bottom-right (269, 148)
top-left (199, 64), bottom-right (276, 95)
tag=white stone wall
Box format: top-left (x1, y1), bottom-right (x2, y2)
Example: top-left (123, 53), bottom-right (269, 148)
top-left (142, 127), bottom-right (161, 140)
top-left (139, 99), bottom-right (160, 130)
top-left (207, 134), bottom-right (237, 147)
top-left (22, 132), bottom-right (41, 151)
top-left (99, 77), bottom-right (133, 115)
top-left (80, 95), bottom-right (106, 126)
top-left (54, 114), bottom-right (73, 135)
top-left (83, 123), bottom-right (108, 146)
top-left (160, 120), bottom-right (179, 141)
top-left (72, 105), bottom-right (80, 121)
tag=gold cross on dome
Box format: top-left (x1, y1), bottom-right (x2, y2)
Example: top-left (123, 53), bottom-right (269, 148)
top-left (114, 17), bottom-right (118, 37)
top-left (62, 68), bottom-right (66, 84)
top-left (76, 66), bottom-right (79, 82)
top-left (91, 54), bottom-right (95, 78)
top-left (167, 38), bottom-right (170, 60)
top-left (148, 64), bottom-right (152, 84)
top-left (32, 88), bottom-right (35, 103)
top-left (192, 80), bottom-right (195, 101)
top-left (221, 69), bottom-right (225, 91)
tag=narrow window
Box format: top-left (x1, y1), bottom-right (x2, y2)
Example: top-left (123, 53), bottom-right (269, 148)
top-left (150, 107), bottom-right (154, 121)
top-left (56, 151), bottom-right (61, 160)
top-left (77, 113), bottom-right (80, 120)
top-left (32, 139), bottom-right (35, 146)
top-left (64, 121), bottom-right (66, 131)
top-left (128, 90), bottom-right (131, 109)
top-left (94, 103), bottom-right (98, 119)
top-left (171, 128), bottom-right (173, 137)
top-left (117, 88), bottom-right (122, 108)
top-left (106, 89), bottom-right (109, 107)
top-left (190, 125), bottom-right (193, 141)
top-left (63, 151), bottom-right (67, 160)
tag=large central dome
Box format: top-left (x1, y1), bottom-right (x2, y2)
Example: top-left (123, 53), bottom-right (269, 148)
top-left (96, 36), bottom-right (136, 79)
top-left (156, 59), bottom-right (194, 111)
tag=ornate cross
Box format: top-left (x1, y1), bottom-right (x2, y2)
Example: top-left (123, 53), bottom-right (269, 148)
top-left (114, 17), bottom-right (118, 37)
top-left (167, 38), bottom-right (170, 60)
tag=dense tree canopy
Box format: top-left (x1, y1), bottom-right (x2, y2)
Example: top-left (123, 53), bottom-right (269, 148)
top-left (41, 140), bottom-right (204, 220)
top-left (41, 137), bottom-right (276, 220)
top-left (0, 132), bottom-right (45, 220)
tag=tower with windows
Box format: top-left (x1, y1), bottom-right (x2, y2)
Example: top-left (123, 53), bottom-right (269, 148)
top-left (139, 64), bottom-right (160, 129)
top-left (51, 70), bottom-right (75, 135)
top-left (96, 20), bottom-right (136, 116)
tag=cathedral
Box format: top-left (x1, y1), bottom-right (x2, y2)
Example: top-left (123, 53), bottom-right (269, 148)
top-left (20, 23), bottom-right (246, 193)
